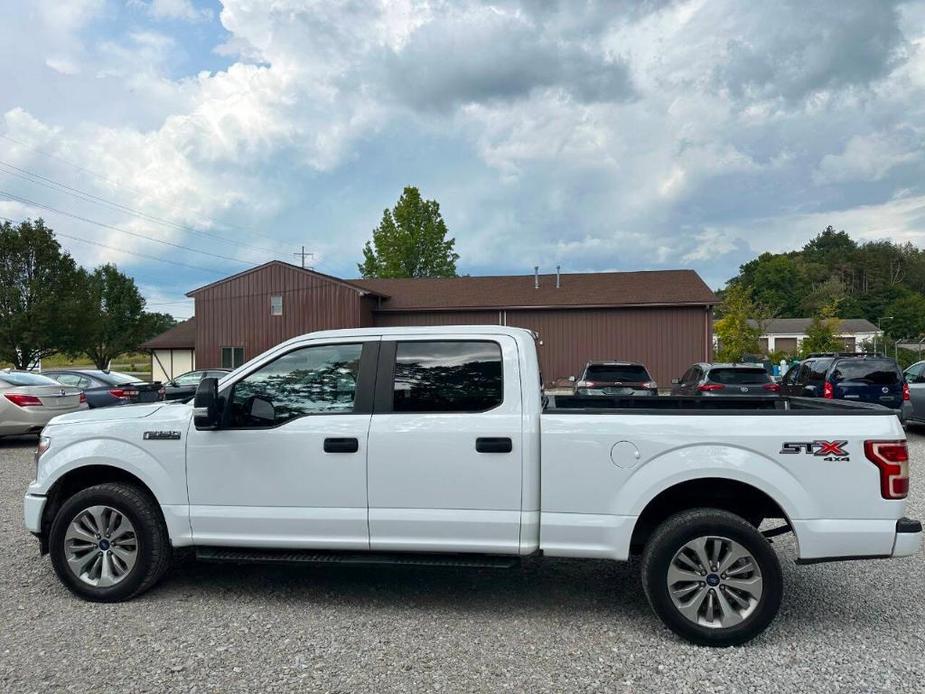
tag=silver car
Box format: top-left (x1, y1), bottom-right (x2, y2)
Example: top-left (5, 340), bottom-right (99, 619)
top-left (0, 370), bottom-right (87, 436)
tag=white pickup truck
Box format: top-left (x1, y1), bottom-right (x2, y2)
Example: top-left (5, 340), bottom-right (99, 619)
top-left (24, 326), bottom-right (921, 646)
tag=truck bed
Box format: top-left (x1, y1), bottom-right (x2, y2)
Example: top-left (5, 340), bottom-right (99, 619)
top-left (545, 394), bottom-right (895, 414)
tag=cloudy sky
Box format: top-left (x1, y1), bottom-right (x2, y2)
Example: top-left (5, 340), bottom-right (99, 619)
top-left (1, 0), bottom-right (924, 318)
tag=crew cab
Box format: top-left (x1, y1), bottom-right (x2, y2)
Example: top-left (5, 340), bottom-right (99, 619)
top-left (24, 327), bottom-right (922, 646)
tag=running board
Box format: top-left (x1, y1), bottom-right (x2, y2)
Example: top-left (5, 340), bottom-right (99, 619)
top-left (195, 547), bottom-right (520, 569)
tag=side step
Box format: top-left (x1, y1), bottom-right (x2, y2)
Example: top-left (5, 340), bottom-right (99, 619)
top-left (195, 547), bottom-right (520, 569)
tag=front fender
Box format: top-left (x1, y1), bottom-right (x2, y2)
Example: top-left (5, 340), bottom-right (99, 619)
top-left (32, 436), bottom-right (186, 506)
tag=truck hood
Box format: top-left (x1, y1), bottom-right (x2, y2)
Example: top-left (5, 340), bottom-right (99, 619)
top-left (47, 402), bottom-right (167, 426)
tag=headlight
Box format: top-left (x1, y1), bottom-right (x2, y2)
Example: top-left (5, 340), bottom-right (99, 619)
top-left (35, 435), bottom-right (50, 478)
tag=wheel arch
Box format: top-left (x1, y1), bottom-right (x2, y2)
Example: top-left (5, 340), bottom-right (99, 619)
top-left (40, 465), bottom-right (162, 553)
top-left (629, 477), bottom-right (793, 552)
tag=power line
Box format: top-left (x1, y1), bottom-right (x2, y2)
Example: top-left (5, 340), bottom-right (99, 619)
top-left (0, 215), bottom-right (228, 275)
top-left (0, 158), bottom-right (282, 256)
top-left (0, 189), bottom-right (259, 267)
top-left (0, 132), bottom-right (279, 241)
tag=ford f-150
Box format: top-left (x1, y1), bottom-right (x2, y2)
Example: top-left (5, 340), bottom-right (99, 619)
top-left (24, 326), bottom-right (922, 646)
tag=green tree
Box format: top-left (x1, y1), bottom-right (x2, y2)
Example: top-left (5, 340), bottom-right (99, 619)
top-left (78, 264), bottom-right (156, 370)
top-left (359, 186), bottom-right (459, 278)
top-left (883, 288), bottom-right (925, 340)
top-left (0, 219), bottom-right (85, 368)
top-left (714, 284), bottom-right (762, 362)
top-left (800, 304), bottom-right (843, 356)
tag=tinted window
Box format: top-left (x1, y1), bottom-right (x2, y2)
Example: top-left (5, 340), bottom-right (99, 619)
top-left (49, 373), bottom-right (82, 387)
top-left (831, 359), bottom-right (901, 385)
top-left (392, 341), bottom-right (503, 413)
top-left (807, 359), bottom-right (832, 384)
top-left (707, 368), bottom-right (771, 385)
top-left (229, 343), bottom-right (363, 427)
top-left (584, 364), bottom-right (651, 382)
top-left (0, 371), bottom-right (58, 386)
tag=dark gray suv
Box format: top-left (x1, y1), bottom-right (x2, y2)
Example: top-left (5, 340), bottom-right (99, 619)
top-left (671, 363), bottom-right (780, 397)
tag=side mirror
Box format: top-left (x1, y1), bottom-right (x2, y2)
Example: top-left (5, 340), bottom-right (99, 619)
top-left (246, 395), bottom-right (275, 423)
top-left (671, 378), bottom-right (681, 385)
top-left (193, 377), bottom-right (220, 430)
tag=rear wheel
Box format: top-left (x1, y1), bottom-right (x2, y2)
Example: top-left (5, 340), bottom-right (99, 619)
top-left (641, 508), bottom-right (782, 646)
top-left (49, 483), bottom-right (171, 601)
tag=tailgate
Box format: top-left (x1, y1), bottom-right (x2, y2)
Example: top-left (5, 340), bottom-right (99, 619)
top-left (25, 385), bottom-right (82, 410)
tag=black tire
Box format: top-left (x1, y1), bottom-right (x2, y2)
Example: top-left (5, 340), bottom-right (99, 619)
top-left (49, 482), bottom-right (171, 602)
top-left (641, 508), bottom-right (782, 647)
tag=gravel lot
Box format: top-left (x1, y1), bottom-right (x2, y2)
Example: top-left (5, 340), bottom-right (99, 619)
top-left (2, 434), bottom-right (924, 693)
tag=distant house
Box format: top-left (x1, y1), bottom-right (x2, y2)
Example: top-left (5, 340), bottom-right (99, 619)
top-left (748, 318), bottom-right (880, 355)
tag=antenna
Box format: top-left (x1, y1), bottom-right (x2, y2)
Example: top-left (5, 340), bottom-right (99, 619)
top-left (293, 245), bottom-right (315, 269)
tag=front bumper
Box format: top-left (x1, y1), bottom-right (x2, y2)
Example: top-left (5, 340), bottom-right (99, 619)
top-left (24, 493), bottom-right (46, 534)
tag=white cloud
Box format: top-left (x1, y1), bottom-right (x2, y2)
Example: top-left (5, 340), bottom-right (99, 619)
top-left (137, 0), bottom-right (213, 23)
top-left (1, 0), bottom-right (925, 292)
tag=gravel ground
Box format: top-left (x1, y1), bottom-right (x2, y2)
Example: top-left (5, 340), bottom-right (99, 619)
top-left (2, 434), bottom-right (924, 693)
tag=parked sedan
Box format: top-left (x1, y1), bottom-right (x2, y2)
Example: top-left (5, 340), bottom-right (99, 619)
top-left (163, 369), bottom-right (230, 401)
top-left (671, 362), bottom-right (780, 397)
top-left (0, 370), bottom-right (86, 436)
top-left (42, 370), bottom-right (164, 408)
top-left (573, 361), bottom-right (658, 396)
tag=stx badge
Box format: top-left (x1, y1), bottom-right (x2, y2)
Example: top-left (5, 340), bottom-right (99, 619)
top-left (780, 440), bottom-right (849, 462)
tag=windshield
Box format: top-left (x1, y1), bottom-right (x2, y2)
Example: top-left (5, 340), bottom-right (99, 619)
top-left (831, 360), bottom-right (900, 385)
top-left (708, 368), bottom-right (771, 385)
top-left (0, 371), bottom-right (58, 386)
top-left (584, 364), bottom-right (651, 382)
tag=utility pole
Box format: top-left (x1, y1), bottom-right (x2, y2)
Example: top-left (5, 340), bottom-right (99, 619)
top-left (293, 246), bottom-right (315, 269)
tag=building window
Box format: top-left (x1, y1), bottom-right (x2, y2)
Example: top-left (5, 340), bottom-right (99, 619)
top-left (270, 295), bottom-right (283, 316)
top-left (392, 340), bottom-right (503, 413)
top-left (221, 347), bottom-right (245, 369)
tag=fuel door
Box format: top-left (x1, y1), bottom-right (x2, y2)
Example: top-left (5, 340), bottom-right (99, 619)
top-left (610, 440), bottom-right (641, 469)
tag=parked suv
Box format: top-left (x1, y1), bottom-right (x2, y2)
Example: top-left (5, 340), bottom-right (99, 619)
top-left (573, 361), bottom-right (657, 396)
top-left (780, 353), bottom-right (909, 419)
top-left (904, 361), bottom-right (925, 426)
top-left (671, 363), bottom-right (780, 397)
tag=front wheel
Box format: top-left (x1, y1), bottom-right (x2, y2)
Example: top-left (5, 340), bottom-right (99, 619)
top-left (641, 508), bottom-right (783, 647)
top-left (49, 482), bottom-right (171, 602)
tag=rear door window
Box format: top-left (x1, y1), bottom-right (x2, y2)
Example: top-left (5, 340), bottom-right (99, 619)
top-left (831, 359), bottom-right (901, 385)
top-left (584, 364), bottom-right (651, 382)
top-left (807, 359), bottom-right (832, 384)
top-left (392, 341), bottom-right (503, 413)
top-left (707, 368), bottom-right (771, 385)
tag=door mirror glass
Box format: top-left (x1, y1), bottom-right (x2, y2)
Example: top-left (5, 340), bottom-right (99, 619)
top-left (193, 377), bottom-right (220, 430)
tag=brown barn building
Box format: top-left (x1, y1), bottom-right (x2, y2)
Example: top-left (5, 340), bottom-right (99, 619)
top-left (142, 261), bottom-right (716, 387)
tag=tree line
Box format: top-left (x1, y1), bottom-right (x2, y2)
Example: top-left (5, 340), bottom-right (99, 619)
top-left (0, 219), bottom-right (175, 370)
top-left (716, 225), bottom-right (925, 364)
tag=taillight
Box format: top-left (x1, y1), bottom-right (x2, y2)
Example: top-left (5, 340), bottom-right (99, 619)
top-left (823, 381), bottom-right (834, 399)
top-left (576, 381), bottom-right (595, 389)
top-left (642, 381), bottom-right (658, 389)
top-left (763, 383), bottom-right (781, 393)
top-left (79, 392), bottom-right (87, 404)
top-left (4, 393), bottom-right (43, 407)
top-left (903, 382), bottom-right (910, 401)
top-left (865, 440), bottom-right (909, 499)
top-left (109, 388), bottom-right (139, 399)
top-left (698, 383), bottom-right (725, 392)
